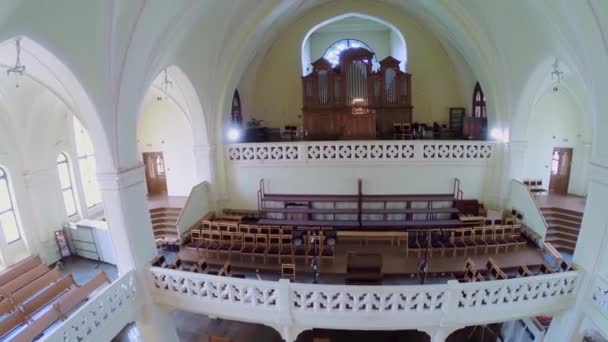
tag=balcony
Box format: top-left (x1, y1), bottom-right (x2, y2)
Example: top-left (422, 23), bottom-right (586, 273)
top-left (149, 266), bottom-right (579, 340)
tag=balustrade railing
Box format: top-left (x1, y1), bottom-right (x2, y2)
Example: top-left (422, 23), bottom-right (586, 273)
top-left (149, 267), bottom-right (578, 338)
top-left (41, 270), bottom-right (137, 342)
top-left (226, 140), bottom-right (494, 163)
top-left (592, 274), bottom-right (608, 318)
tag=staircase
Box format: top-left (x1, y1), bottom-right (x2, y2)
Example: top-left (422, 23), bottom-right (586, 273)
top-left (541, 207), bottom-right (583, 254)
top-left (149, 207), bottom-right (182, 246)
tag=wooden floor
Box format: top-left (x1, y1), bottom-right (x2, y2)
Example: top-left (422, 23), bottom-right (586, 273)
top-left (147, 195), bottom-right (188, 210)
top-left (535, 192), bottom-right (586, 212)
top-left (178, 241), bottom-right (545, 282)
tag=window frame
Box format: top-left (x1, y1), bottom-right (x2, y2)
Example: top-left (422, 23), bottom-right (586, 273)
top-left (472, 82), bottom-right (487, 118)
top-left (73, 118), bottom-right (102, 209)
top-left (0, 167), bottom-right (22, 244)
top-left (57, 152), bottom-right (78, 217)
top-left (322, 38), bottom-right (379, 69)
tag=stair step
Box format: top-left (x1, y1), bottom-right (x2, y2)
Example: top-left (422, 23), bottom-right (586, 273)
top-left (540, 207), bottom-right (583, 218)
top-left (149, 207), bottom-right (183, 214)
top-left (546, 231), bottom-right (578, 241)
top-left (542, 213), bottom-right (582, 224)
top-left (545, 219), bottom-right (580, 229)
top-left (545, 236), bottom-right (577, 248)
top-left (151, 217), bottom-right (178, 225)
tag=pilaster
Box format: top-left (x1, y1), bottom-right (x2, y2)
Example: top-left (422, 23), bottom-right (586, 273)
top-left (97, 164), bottom-right (179, 342)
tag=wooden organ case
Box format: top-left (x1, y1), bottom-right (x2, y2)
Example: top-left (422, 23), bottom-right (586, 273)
top-left (302, 48), bottom-right (412, 139)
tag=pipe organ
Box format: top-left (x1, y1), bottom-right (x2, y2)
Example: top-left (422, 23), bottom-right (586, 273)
top-left (302, 48), bottom-right (412, 139)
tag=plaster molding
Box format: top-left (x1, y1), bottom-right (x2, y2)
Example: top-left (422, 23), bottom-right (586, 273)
top-left (97, 163), bottom-right (145, 191)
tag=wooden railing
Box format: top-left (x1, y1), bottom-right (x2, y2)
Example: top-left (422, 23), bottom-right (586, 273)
top-left (149, 267), bottom-right (578, 340)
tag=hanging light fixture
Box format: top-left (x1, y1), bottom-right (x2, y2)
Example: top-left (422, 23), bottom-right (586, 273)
top-left (551, 58), bottom-right (564, 93)
top-left (157, 68), bottom-right (173, 101)
top-left (6, 37), bottom-right (26, 88)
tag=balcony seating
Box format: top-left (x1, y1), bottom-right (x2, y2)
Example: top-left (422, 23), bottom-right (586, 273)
top-left (0, 256), bottom-right (110, 341)
top-left (281, 263), bottom-right (296, 282)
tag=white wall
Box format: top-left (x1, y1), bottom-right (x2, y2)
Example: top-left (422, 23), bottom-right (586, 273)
top-left (524, 89), bottom-right (591, 196)
top-left (389, 29), bottom-right (406, 70)
top-left (137, 98), bottom-right (197, 197)
top-left (225, 161), bottom-right (488, 209)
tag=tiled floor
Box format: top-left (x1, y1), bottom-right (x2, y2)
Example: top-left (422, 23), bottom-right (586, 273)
top-left (56, 255), bottom-right (118, 283)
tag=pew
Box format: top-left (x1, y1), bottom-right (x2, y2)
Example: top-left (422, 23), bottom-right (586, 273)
top-left (518, 264), bottom-right (534, 277)
top-left (0, 274), bottom-right (75, 339)
top-left (543, 242), bottom-right (563, 266)
top-left (0, 264), bottom-right (49, 299)
top-left (0, 267), bottom-right (62, 315)
top-left (0, 255), bottom-right (42, 287)
top-left (13, 272), bottom-right (110, 342)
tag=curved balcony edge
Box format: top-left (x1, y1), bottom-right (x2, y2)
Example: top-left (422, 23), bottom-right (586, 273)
top-left (149, 266), bottom-right (579, 339)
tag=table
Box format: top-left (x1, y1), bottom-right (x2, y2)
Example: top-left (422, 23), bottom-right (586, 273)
top-left (338, 231), bottom-right (408, 246)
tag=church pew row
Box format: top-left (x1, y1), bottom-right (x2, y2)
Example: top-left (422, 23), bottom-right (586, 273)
top-left (0, 255), bottom-right (42, 288)
top-left (0, 264), bottom-right (50, 300)
top-left (0, 267), bottom-right (62, 315)
top-left (457, 256), bottom-right (574, 283)
top-left (7, 272), bottom-right (110, 342)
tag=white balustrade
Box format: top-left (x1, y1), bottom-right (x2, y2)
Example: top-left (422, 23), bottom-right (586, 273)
top-left (149, 266), bottom-right (579, 339)
top-left (593, 274), bottom-right (608, 318)
top-left (41, 270), bottom-right (137, 342)
top-left (226, 140), bottom-right (494, 163)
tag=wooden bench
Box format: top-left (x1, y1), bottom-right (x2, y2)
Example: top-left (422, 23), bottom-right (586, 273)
top-left (543, 242), bottom-right (563, 266)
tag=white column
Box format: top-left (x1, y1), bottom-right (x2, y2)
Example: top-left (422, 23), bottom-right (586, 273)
top-left (545, 161), bottom-right (608, 341)
top-left (97, 164), bottom-right (179, 342)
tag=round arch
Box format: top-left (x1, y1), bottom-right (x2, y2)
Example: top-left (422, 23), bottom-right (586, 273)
top-left (300, 12), bottom-right (408, 75)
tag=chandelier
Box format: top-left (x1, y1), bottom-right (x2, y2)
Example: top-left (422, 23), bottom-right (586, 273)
top-left (157, 68), bottom-right (172, 101)
top-left (6, 38), bottom-right (26, 88)
top-left (551, 58), bottom-right (564, 93)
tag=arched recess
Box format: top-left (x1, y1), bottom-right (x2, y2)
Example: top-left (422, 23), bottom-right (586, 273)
top-left (511, 57), bottom-right (593, 193)
top-left (0, 36), bottom-right (113, 172)
top-left (300, 12), bottom-right (408, 75)
top-left (137, 65), bottom-right (211, 196)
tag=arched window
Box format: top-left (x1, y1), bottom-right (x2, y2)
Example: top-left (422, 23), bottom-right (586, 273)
top-left (73, 118), bottom-right (102, 208)
top-left (231, 90), bottom-right (242, 125)
top-left (472, 82), bottom-right (487, 118)
top-left (0, 167), bottom-right (21, 243)
top-left (57, 153), bottom-right (78, 217)
top-left (323, 39), bottom-right (379, 70)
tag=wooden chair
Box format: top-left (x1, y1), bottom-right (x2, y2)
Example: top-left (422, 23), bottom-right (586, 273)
top-left (281, 226), bottom-right (293, 235)
top-left (258, 225), bottom-right (270, 236)
top-left (451, 229), bottom-right (468, 256)
top-left (227, 223), bottom-right (239, 233)
top-left (270, 225), bottom-right (281, 235)
top-left (197, 231), bottom-right (212, 257)
top-left (393, 122), bottom-right (403, 139)
top-left (483, 226), bottom-right (499, 254)
top-left (218, 261), bottom-right (232, 277)
top-left (208, 231), bottom-right (222, 258)
top-left (202, 220), bottom-right (212, 231)
top-left (472, 226), bottom-right (487, 254)
top-left (462, 228), bottom-right (477, 254)
top-left (218, 232), bottom-right (233, 258)
top-left (281, 263), bottom-right (296, 282)
top-left (464, 257), bottom-right (476, 271)
top-left (209, 222), bottom-right (220, 231)
top-left (151, 255), bottom-right (167, 267)
top-left (266, 234), bottom-right (282, 264)
top-left (168, 259), bottom-right (183, 270)
top-left (190, 258), bottom-right (208, 273)
top-left (280, 234), bottom-right (294, 263)
top-left (229, 233), bottom-right (244, 260)
top-left (317, 233), bottom-right (335, 263)
top-left (540, 262), bottom-right (554, 274)
top-left (253, 234), bottom-right (269, 264)
top-left (402, 123), bottom-right (413, 140)
top-left (429, 230), bottom-right (447, 257)
top-left (240, 233), bottom-right (256, 262)
top-left (494, 226), bottom-right (510, 253)
top-left (293, 231), bottom-right (310, 263)
top-left (518, 264), bottom-right (533, 277)
top-left (248, 224), bottom-right (260, 235)
top-left (238, 224), bottom-right (250, 234)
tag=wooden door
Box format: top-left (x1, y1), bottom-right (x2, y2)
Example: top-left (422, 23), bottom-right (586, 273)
top-left (549, 147), bottom-right (573, 194)
top-left (143, 152), bottom-right (168, 196)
